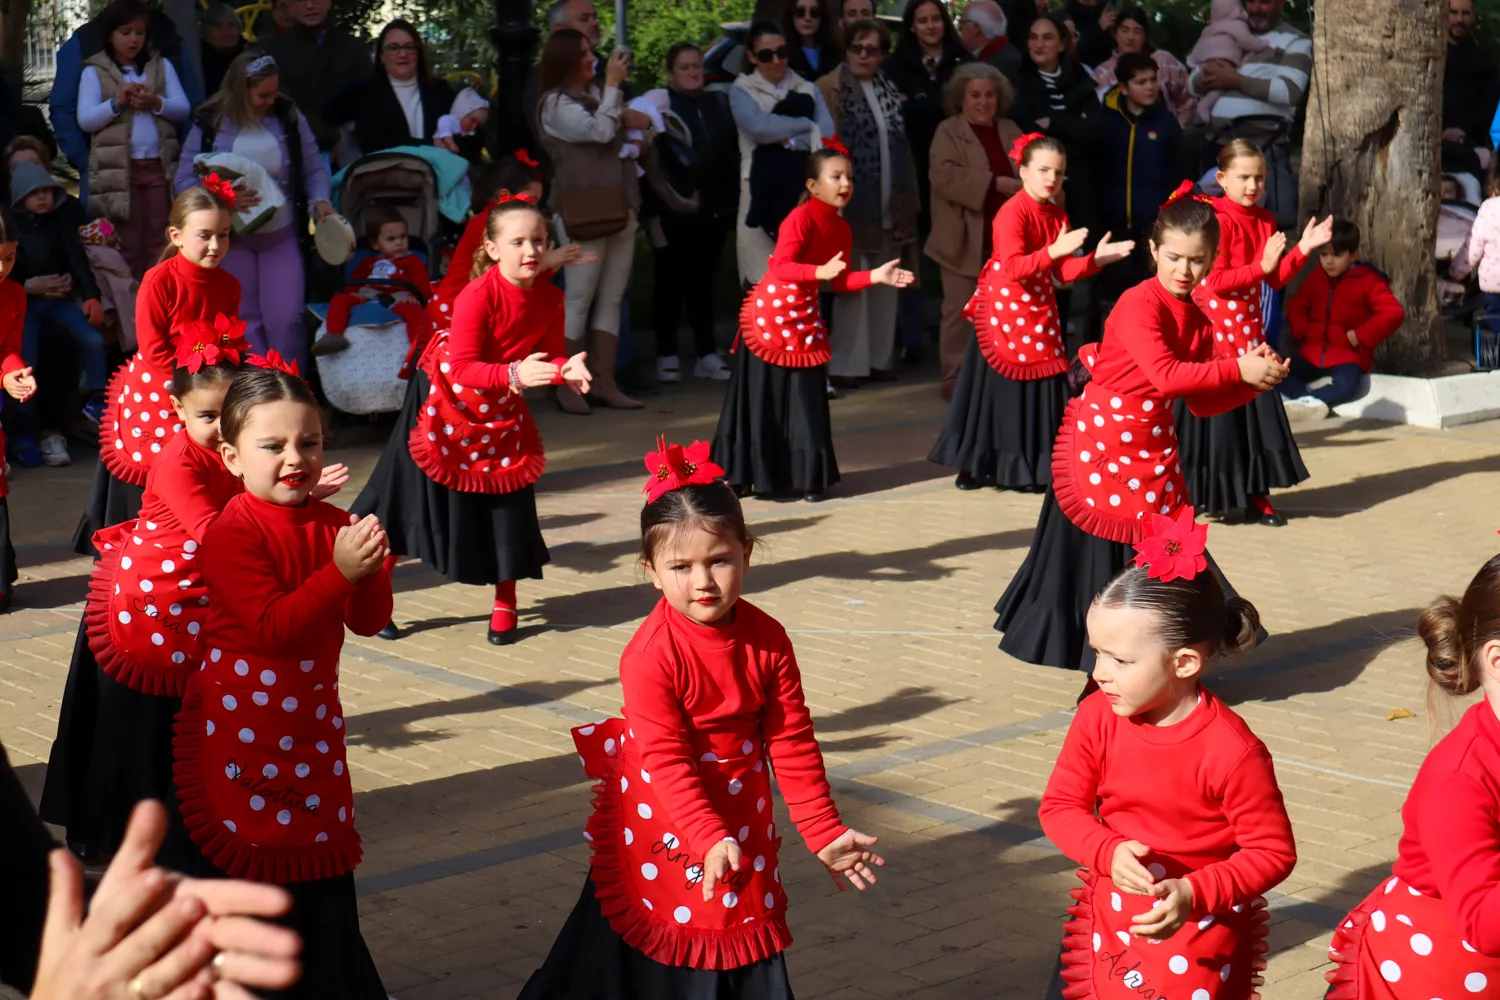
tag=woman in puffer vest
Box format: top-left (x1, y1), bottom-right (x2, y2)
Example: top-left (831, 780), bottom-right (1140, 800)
top-left (77, 0), bottom-right (189, 280)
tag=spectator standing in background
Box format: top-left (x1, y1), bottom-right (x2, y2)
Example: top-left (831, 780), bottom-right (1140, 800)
top-left (324, 21), bottom-right (457, 158)
top-left (1064, 0), bottom-right (1117, 68)
top-left (838, 0), bottom-right (874, 30)
top-left (1188, 0), bottom-right (1311, 148)
top-left (887, 0), bottom-right (972, 216)
top-left (199, 4), bottom-right (245, 98)
top-left (1090, 4), bottom-right (1196, 127)
top-left (1010, 13), bottom-right (1102, 232)
top-left (519, 0), bottom-right (606, 175)
top-left (957, 1), bottom-right (1021, 85)
top-left (261, 0), bottom-right (371, 157)
top-left (1447, 0), bottom-right (1498, 173)
top-left (651, 42), bottom-right (740, 384)
top-left (1097, 52), bottom-right (1180, 301)
top-left (783, 0), bottom-right (842, 82)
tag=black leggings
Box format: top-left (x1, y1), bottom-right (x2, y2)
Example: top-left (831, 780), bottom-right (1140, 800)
top-left (652, 217), bottom-right (730, 360)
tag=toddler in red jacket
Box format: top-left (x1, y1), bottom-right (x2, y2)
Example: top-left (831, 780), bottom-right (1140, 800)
top-left (1281, 219), bottom-right (1404, 418)
top-left (314, 206), bottom-right (433, 360)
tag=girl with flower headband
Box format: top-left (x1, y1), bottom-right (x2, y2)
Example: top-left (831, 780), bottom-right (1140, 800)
top-left (350, 194), bottom-right (591, 645)
top-left (173, 361), bottom-right (392, 998)
top-left (71, 183), bottom-right (240, 560)
top-left (1039, 513), bottom-right (1295, 1000)
top-left (41, 334), bottom-right (349, 869)
top-left (995, 194), bottom-right (1289, 673)
top-left (1324, 555), bottom-right (1500, 999)
top-left (712, 140), bottom-right (914, 502)
top-left (930, 132), bottom-right (1134, 493)
top-left (1173, 140), bottom-right (1332, 527)
top-left (518, 435), bottom-right (883, 999)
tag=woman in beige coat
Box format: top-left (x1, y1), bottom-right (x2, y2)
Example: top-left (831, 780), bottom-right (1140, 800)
top-left (923, 62), bottom-right (1021, 399)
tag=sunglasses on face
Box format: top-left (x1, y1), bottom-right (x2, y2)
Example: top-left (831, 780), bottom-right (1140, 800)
top-left (755, 46), bottom-right (790, 61)
top-left (794, 5), bottom-right (820, 16)
top-left (847, 42), bottom-right (883, 56)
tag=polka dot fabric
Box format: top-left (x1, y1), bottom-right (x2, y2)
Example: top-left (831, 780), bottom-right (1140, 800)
top-left (173, 650), bottom-right (361, 884)
top-left (1060, 867), bottom-right (1268, 1000)
top-left (571, 718), bottom-right (792, 971)
top-left (1326, 874), bottom-right (1500, 1000)
top-left (738, 279), bottom-right (831, 368)
top-left (967, 265), bottom-right (1069, 380)
top-left (99, 357), bottom-right (183, 487)
top-left (407, 332), bottom-right (545, 495)
top-left (1196, 286), bottom-right (1265, 360)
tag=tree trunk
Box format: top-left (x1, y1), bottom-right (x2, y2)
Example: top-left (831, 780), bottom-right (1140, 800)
top-left (1298, 0), bottom-right (1446, 374)
top-left (0, 0), bottom-right (32, 92)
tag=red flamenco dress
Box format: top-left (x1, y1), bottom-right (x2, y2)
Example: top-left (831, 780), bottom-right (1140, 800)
top-left (1174, 196), bottom-right (1309, 520)
top-left (0, 279), bottom-right (28, 601)
top-left (929, 190), bottom-right (1097, 491)
top-left (1326, 701), bottom-right (1500, 999)
top-left (71, 252), bottom-right (241, 556)
top-left (1040, 688), bottom-right (1297, 1000)
top-left (518, 597), bottom-right (847, 1000)
top-left (41, 424), bottom-right (242, 865)
top-left (173, 491), bottom-right (392, 999)
top-left (712, 195), bottom-right (875, 499)
top-left (994, 276), bottom-right (1261, 671)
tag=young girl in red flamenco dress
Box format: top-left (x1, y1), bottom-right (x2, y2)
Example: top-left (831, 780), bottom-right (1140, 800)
top-left (71, 180), bottom-right (241, 557)
top-left (929, 134), bottom-right (1133, 493)
top-left (517, 437), bottom-right (884, 998)
top-left (173, 361), bottom-right (392, 998)
top-left (350, 195), bottom-right (592, 645)
top-left (1039, 518), bottom-right (1296, 1000)
top-left (1174, 141), bottom-right (1332, 526)
top-left (995, 195), bottom-right (1289, 672)
top-left (713, 141), bottom-right (913, 502)
top-left (1324, 555), bottom-right (1500, 999)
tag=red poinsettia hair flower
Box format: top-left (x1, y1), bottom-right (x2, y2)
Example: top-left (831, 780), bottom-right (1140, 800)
top-left (202, 172), bottom-right (238, 211)
top-left (821, 135), bottom-right (850, 158)
top-left (204, 312), bottom-right (249, 359)
top-left (1008, 132), bottom-right (1046, 165)
top-left (248, 350), bottom-right (302, 379)
top-left (1161, 179), bottom-right (1212, 210)
top-left (1132, 505), bottom-right (1208, 583)
top-left (514, 148), bottom-right (540, 168)
top-left (175, 335), bottom-right (221, 374)
top-left (642, 436), bottom-right (726, 504)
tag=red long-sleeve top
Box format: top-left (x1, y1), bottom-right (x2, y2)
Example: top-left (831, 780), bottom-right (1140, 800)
top-left (446, 265), bottom-right (565, 393)
top-left (1393, 702), bottom-right (1500, 956)
top-left (1040, 689), bottom-right (1297, 917)
top-left (1198, 196), bottom-right (1306, 298)
top-left (435, 213), bottom-right (487, 304)
top-left (1286, 262), bottom-right (1405, 372)
top-left (136, 253), bottom-right (243, 376)
top-left (990, 192), bottom-right (1099, 286)
top-left (201, 493), bottom-right (392, 663)
top-left (619, 598), bottom-right (845, 861)
top-left (139, 432), bottom-right (243, 544)
top-left (0, 279), bottom-right (25, 376)
top-left (344, 251), bottom-right (433, 299)
top-left (764, 197), bottom-right (873, 294)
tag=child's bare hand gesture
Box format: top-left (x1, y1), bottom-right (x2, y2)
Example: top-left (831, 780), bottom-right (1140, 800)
top-left (1111, 840), bottom-right (1157, 895)
top-left (3, 366), bottom-right (36, 402)
top-left (1236, 346), bottom-right (1287, 390)
top-left (560, 351), bottom-right (592, 396)
top-left (1093, 232), bottom-right (1136, 266)
top-left (816, 828), bottom-right (884, 891)
top-left (701, 837), bottom-right (743, 901)
top-left (516, 352), bottom-right (563, 388)
top-left (1131, 877), bottom-right (1194, 940)
top-left (1049, 226), bottom-right (1089, 260)
top-left (870, 260), bottom-right (915, 288)
top-left (1260, 231), bottom-right (1287, 275)
top-left (310, 462), bottom-right (350, 500)
top-left (1298, 215), bottom-right (1335, 257)
top-left (541, 244), bottom-right (599, 272)
top-left (334, 513), bottom-right (385, 583)
top-left (815, 252), bottom-right (846, 282)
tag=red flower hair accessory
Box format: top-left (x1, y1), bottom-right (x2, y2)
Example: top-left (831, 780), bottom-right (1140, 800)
top-left (175, 337), bottom-right (221, 374)
top-left (1008, 132), bottom-right (1046, 165)
top-left (514, 148), bottom-right (540, 168)
top-left (642, 436), bottom-right (725, 504)
top-left (821, 135), bottom-right (850, 157)
top-left (498, 191), bottom-right (534, 205)
top-left (175, 313), bottom-right (249, 372)
top-left (1161, 179), bottom-right (1213, 210)
top-left (248, 350), bottom-right (302, 379)
top-left (202, 172), bottom-right (238, 211)
top-left (1132, 505), bottom-right (1208, 583)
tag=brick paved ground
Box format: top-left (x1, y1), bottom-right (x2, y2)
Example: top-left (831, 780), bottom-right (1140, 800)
top-left (0, 366), bottom-right (1492, 999)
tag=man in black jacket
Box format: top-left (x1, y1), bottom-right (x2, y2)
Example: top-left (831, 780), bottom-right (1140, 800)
top-left (262, 0), bottom-right (371, 156)
top-left (1444, 0), bottom-right (1498, 175)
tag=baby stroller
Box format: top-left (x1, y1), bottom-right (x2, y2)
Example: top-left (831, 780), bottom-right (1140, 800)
top-left (309, 151), bottom-right (447, 416)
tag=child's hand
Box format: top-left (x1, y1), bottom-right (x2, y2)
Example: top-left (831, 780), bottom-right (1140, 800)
top-left (310, 462), bottom-right (350, 500)
top-left (815, 252), bottom-right (847, 282)
top-left (1345, 328), bottom-right (1360, 349)
top-left (1110, 840), bottom-right (1157, 895)
top-left (1260, 231), bottom-right (1288, 274)
top-left (1049, 226), bottom-right (1089, 260)
top-left (516, 351), bottom-right (562, 388)
top-left (560, 351), bottom-right (592, 395)
top-left (1093, 231), bottom-right (1136, 266)
top-left (870, 260), bottom-right (915, 288)
top-left (81, 298), bottom-right (104, 327)
top-left (816, 828), bottom-right (884, 891)
top-left (1236, 349), bottom-right (1288, 391)
top-left (542, 244), bottom-right (599, 271)
top-left (3, 366), bottom-right (36, 402)
top-left (333, 513), bottom-right (385, 583)
top-left (701, 838), bottom-right (743, 901)
top-left (1131, 878), bottom-right (1194, 940)
top-left (1298, 215), bottom-right (1335, 257)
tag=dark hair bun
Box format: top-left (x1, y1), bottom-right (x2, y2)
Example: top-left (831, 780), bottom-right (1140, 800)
top-left (1419, 595), bottom-right (1478, 696)
top-left (1222, 597), bottom-right (1261, 656)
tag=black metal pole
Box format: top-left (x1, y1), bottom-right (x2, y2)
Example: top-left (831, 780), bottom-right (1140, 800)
top-left (490, 0), bottom-right (539, 157)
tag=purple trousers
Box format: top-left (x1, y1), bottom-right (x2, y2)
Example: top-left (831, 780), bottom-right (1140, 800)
top-left (223, 226), bottom-right (308, 370)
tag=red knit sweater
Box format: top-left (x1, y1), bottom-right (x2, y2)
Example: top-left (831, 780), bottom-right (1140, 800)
top-left (201, 493), bottom-right (392, 663)
top-left (137, 253), bottom-right (243, 376)
top-left (139, 432), bottom-right (244, 544)
top-left (1393, 702), bottom-right (1500, 955)
top-left (1199, 196), bottom-right (1307, 298)
top-left (436, 213), bottom-right (487, 305)
top-left (990, 192), bottom-right (1098, 287)
top-left (446, 265), bottom-right (566, 393)
top-left (0, 279), bottom-right (25, 375)
top-left (1040, 689), bottom-right (1297, 917)
top-left (764, 197), bottom-right (874, 295)
top-left (619, 598), bottom-right (845, 861)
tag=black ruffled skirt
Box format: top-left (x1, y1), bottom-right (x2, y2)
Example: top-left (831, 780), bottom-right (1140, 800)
top-left (928, 338), bottom-right (1067, 489)
top-left (71, 461), bottom-right (144, 558)
top-left (712, 348), bottom-right (838, 496)
top-left (0, 498), bottom-right (17, 596)
top-left (349, 371), bottom-right (549, 586)
top-left (517, 876), bottom-right (795, 1000)
top-left (1173, 391), bottom-right (1309, 516)
top-left (38, 621), bottom-right (195, 869)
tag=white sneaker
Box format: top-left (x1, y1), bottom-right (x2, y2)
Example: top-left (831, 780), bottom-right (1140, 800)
top-left (694, 352), bottom-right (731, 381)
top-left (1281, 394), bottom-right (1329, 422)
top-left (657, 355), bottom-right (682, 383)
top-left (39, 432), bottom-right (70, 467)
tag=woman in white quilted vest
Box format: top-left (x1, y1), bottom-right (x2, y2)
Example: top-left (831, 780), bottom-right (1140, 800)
top-left (77, 0), bottom-right (189, 279)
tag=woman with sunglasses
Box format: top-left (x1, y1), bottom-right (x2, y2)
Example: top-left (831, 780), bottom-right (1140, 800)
top-left (324, 19), bottom-right (457, 158)
top-left (731, 20), bottom-right (835, 289)
top-left (780, 0), bottom-right (840, 80)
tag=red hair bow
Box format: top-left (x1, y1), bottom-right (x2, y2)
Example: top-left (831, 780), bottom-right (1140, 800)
top-left (248, 349), bottom-right (302, 379)
top-left (514, 148), bottom-right (540, 168)
top-left (1161, 179), bottom-right (1212, 210)
top-left (821, 135), bottom-right (850, 157)
top-left (175, 313), bottom-right (249, 372)
top-left (642, 436), bottom-right (725, 504)
top-left (202, 172), bottom-right (238, 211)
top-left (498, 191), bottom-right (534, 205)
top-left (1132, 505), bottom-right (1208, 583)
top-left (1008, 132), bottom-right (1045, 165)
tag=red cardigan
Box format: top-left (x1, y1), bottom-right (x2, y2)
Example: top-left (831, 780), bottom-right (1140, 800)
top-left (1040, 689), bottom-right (1297, 917)
top-left (139, 432), bottom-right (244, 544)
top-left (137, 253), bottom-right (243, 377)
top-left (446, 265), bottom-right (565, 393)
top-left (1286, 262), bottom-right (1404, 372)
top-left (618, 598), bottom-right (845, 861)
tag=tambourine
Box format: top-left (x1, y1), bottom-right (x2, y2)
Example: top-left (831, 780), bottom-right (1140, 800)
top-left (314, 213), bottom-right (356, 266)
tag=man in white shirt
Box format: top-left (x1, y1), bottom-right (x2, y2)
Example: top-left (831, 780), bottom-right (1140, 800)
top-left (1189, 0), bottom-right (1312, 146)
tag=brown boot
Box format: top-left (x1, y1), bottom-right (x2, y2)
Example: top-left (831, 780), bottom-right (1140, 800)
top-left (555, 338), bottom-right (591, 414)
top-left (588, 330), bottom-right (642, 410)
